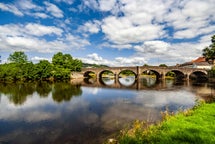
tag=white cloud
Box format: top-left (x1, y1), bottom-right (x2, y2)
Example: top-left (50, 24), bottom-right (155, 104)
top-left (80, 53), bottom-right (110, 65)
top-left (31, 56), bottom-right (50, 62)
top-left (44, 2), bottom-right (64, 18)
top-left (101, 42), bottom-right (132, 50)
top-left (87, 53), bottom-right (103, 61)
top-left (81, 53), bottom-right (147, 66)
top-left (115, 57), bottom-right (147, 66)
top-left (25, 23), bottom-right (63, 36)
top-left (55, 0), bottom-right (74, 5)
top-left (0, 23), bottom-right (90, 53)
top-left (164, 0), bottom-right (215, 39)
top-left (78, 20), bottom-right (101, 35)
top-left (83, 0), bottom-right (99, 10)
top-left (33, 12), bottom-right (49, 19)
top-left (0, 3), bottom-right (23, 16)
top-left (134, 41), bottom-right (170, 54)
top-left (99, 0), bottom-right (116, 11)
top-left (102, 16), bottom-right (165, 44)
top-left (17, 0), bottom-right (42, 10)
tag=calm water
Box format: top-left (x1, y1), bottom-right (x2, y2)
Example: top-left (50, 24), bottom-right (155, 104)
top-left (0, 77), bottom-right (214, 144)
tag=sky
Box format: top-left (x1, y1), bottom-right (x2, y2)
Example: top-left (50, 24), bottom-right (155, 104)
top-left (0, 0), bottom-right (215, 66)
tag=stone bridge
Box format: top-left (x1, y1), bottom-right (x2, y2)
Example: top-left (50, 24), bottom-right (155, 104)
top-left (79, 66), bottom-right (208, 81)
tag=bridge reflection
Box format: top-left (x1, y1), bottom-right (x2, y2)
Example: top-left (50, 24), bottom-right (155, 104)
top-left (71, 77), bottom-right (189, 90)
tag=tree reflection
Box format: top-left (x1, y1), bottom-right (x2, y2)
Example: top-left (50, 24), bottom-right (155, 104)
top-left (0, 82), bottom-right (35, 105)
top-left (52, 82), bottom-right (82, 103)
top-left (36, 81), bottom-right (52, 97)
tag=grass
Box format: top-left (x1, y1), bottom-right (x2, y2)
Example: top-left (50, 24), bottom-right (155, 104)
top-left (118, 101), bottom-right (215, 144)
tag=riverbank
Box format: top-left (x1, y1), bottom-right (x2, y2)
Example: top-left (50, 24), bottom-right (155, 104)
top-left (118, 101), bottom-right (215, 144)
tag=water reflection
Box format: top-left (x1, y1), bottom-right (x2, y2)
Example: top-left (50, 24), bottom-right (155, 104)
top-left (0, 82), bottom-right (35, 105)
top-left (141, 76), bottom-right (157, 87)
top-left (118, 76), bottom-right (136, 87)
top-left (0, 79), bottom-right (214, 144)
top-left (52, 82), bottom-right (82, 103)
top-left (0, 82), bottom-right (82, 105)
top-left (100, 77), bottom-right (115, 86)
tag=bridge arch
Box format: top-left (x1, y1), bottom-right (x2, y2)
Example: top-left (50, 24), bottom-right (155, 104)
top-left (84, 71), bottom-right (96, 78)
top-left (98, 70), bottom-right (115, 86)
top-left (165, 70), bottom-right (185, 80)
top-left (141, 69), bottom-right (161, 81)
top-left (189, 71), bottom-right (208, 81)
top-left (98, 70), bottom-right (114, 78)
top-left (118, 70), bottom-right (136, 87)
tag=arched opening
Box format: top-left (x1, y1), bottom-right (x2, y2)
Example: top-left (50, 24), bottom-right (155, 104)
top-left (190, 71), bottom-right (208, 82)
top-left (166, 70), bottom-right (185, 80)
top-left (99, 70), bottom-right (115, 86)
top-left (141, 70), bottom-right (158, 87)
top-left (83, 71), bottom-right (97, 84)
top-left (84, 71), bottom-right (96, 78)
top-left (118, 70), bottom-right (136, 87)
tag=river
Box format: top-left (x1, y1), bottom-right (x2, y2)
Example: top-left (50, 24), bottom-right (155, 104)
top-left (0, 77), bottom-right (214, 144)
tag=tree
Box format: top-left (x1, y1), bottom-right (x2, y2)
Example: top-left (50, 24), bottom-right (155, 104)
top-left (159, 64), bottom-right (168, 67)
top-left (202, 35), bottom-right (215, 64)
top-left (8, 51), bottom-right (28, 64)
top-left (52, 52), bottom-right (82, 71)
top-left (34, 60), bottom-right (53, 80)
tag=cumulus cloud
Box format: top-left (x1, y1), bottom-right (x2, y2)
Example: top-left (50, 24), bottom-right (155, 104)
top-left (80, 53), bottom-right (147, 66)
top-left (25, 23), bottom-right (63, 36)
top-left (134, 41), bottom-right (170, 54)
top-left (0, 23), bottom-right (90, 53)
top-left (102, 16), bottom-right (165, 44)
top-left (0, 3), bottom-right (23, 16)
top-left (99, 0), bottom-right (116, 11)
top-left (17, 0), bottom-right (42, 10)
top-left (115, 57), bottom-right (147, 66)
top-left (78, 20), bottom-right (101, 35)
top-left (44, 1), bottom-right (64, 18)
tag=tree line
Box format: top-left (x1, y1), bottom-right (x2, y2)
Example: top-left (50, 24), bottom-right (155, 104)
top-left (0, 52), bottom-right (82, 82)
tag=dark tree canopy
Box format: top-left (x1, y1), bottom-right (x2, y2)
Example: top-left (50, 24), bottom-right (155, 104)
top-left (202, 35), bottom-right (215, 63)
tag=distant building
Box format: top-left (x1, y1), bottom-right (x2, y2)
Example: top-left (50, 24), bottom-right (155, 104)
top-left (179, 57), bottom-right (212, 70)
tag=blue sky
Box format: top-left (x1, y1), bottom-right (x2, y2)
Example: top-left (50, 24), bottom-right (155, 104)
top-left (0, 0), bottom-right (215, 66)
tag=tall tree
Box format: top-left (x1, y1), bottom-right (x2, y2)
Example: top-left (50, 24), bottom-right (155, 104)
top-left (202, 35), bottom-right (215, 64)
top-left (8, 51), bottom-right (28, 64)
top-left (52, 52), bottom-right (82, 71)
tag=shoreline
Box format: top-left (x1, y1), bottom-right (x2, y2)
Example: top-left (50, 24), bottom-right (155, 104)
top-left (116, 100), bottom-right (215, 144)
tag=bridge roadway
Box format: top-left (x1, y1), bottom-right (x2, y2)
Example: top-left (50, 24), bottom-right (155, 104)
top-left (80, 66), bottom-right (208, 80)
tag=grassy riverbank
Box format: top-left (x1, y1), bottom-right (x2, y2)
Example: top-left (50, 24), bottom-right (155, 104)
top-left (118, 101), bottom-right (215, 144)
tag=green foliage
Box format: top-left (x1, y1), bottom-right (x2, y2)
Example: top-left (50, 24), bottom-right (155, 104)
top-left (143, 64), bottom-right (149, 67)
top-left (0, 51), bottom-right (83, 82)
top-left (120, 70), bottom-right (135, 76)
top-left (159, 64), bottom-right (168, 67)
top-left (202, 35), bottom-right (215, 63)
top-left (52, 52), bottom-right (82, 71)
top-left (82, 63), bottom-right (108, 68)
top-left (166, 71), bottom-right (176, 77)
top-left (8, 51), bottom-right (28, 64)
top-left (119, 102), bottom-right (215, 144)
top-left (34, 60), bottom-right (53, 80)
top-left (208, 66), bottom-right (215, 78)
